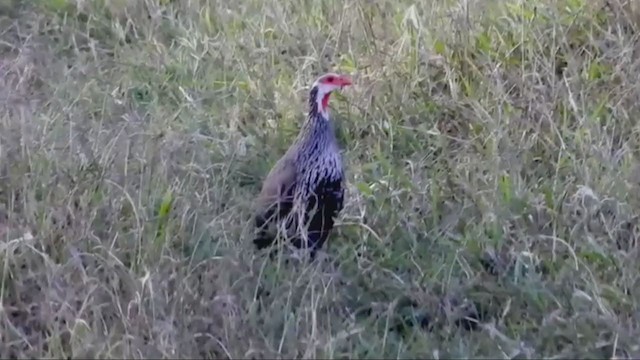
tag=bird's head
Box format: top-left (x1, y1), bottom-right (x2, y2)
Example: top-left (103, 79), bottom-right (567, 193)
top-left (310, 72), bottom-right (352, 117)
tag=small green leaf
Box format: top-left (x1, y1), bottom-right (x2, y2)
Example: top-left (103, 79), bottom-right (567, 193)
top-left (472, 122), bottom-right (484, 135)
top-left (236, 81), bottom-right (250, 92)
top-left (461, 77), bottom-right (474, 97)
top-left (586, 61), bottom-right (607, 81)
top-left (159, 189), bottom-right (174, 219)
top-left (580, 250), bottom-right (615, 272)
top-left (475, 31), bottom-right (492, 54)
top-left (41, 0), bottom-right (71, 12)
top-left (498, 173), bottom-right (512, 204)
top-left (153, 188), bottom-right (174, 252)
top-left (434, 39), bottom-right (446, 55)
top-left (566, 0), bottom-right (585, 12)
top-left (506, 2), bottom-right (536, 22)
top-left (542, 184), bottom-right (554, 210)
top-left (356, 182), bottom-right (373, 197)
top-left (340, 55), bottom-right (357, 73)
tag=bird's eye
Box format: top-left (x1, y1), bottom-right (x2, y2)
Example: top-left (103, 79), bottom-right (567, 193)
top-left (326, 76), bottom-right (334, 83)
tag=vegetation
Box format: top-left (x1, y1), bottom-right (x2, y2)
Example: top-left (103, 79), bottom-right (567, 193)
top-left (1, 0), bottom-right (639, 357)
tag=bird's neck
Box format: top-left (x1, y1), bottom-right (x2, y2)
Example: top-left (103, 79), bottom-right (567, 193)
top-left (295, 86), bottom-right (336, 147)
top-left (308, 86), bottom-right (330, 119)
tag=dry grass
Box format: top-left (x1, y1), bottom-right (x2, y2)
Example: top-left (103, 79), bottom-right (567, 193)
top-left (1, 0), bottom-right (640, 358)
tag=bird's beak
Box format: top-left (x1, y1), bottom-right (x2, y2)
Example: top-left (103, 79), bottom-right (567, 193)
top-left (339, 75), bottom-right (353, 88)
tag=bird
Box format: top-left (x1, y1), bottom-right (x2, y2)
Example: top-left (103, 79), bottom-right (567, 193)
top-left (251, 72), bottom-right (353, 259)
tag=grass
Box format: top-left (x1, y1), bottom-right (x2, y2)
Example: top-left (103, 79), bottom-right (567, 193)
top-left (1, 0), bottom-right (640, 357)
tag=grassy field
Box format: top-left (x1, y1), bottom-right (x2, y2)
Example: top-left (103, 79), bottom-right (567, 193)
top-left (1, 0), bottom-right (640, 357)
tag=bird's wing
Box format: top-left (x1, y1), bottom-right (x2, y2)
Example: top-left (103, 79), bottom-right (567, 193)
top-left (254, 156), bottom-right (298, 224)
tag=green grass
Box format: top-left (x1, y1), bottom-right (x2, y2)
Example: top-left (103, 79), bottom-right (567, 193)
top-left (1, 0), bottom-right (640, 357)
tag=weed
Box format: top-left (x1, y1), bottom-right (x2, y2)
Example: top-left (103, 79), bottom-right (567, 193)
top-left (1, 0), bottom-right (639, 358)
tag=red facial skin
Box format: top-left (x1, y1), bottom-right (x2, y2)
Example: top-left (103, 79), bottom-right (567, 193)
top-left (318, 74), bottom-right (352, 111)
